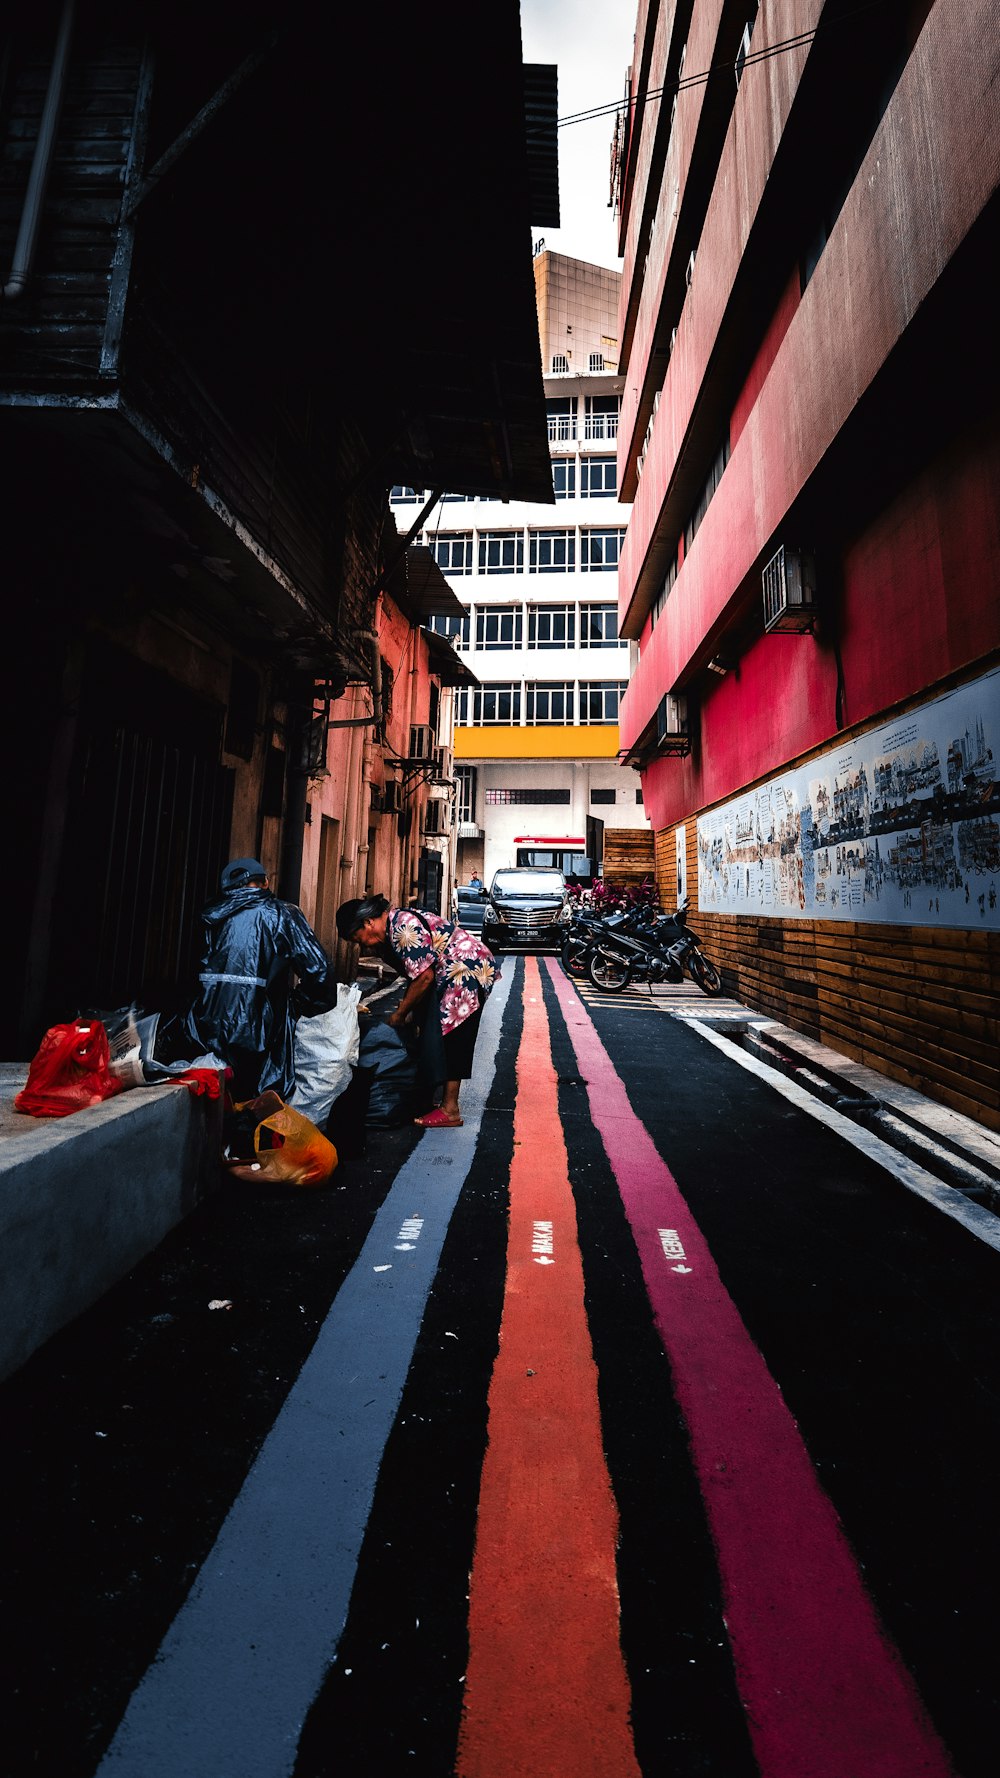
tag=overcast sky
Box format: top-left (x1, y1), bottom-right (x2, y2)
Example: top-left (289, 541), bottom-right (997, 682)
top-left (520, 0), bottom-right (636, 270)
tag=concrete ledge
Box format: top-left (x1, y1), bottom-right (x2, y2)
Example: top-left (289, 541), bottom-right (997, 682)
top-left (0, 1067), bottom-right (222, 1382)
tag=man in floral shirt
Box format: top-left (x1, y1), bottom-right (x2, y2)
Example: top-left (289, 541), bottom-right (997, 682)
top-left (337, 894), bottom-right (499, 1127)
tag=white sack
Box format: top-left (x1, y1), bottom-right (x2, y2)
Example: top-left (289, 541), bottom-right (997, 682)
top-left (290, 983), bottom-right (362, 1126)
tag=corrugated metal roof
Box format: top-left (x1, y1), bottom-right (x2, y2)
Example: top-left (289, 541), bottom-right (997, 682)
top-left (523, 64), bottom-right (560, 229)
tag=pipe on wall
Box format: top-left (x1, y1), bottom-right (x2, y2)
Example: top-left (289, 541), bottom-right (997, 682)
top-left (3, 0), bottom-right (75, 300)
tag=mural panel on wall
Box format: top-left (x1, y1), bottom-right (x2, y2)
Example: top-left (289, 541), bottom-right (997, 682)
top-left (697, 668), bottom-right (1000, 931)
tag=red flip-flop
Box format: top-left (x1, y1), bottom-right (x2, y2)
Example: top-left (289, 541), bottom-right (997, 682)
top-left (413, 1108), bottom-right (463, 1128)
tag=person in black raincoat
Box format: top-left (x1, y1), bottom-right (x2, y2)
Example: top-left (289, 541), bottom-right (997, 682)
top-left (179, 858), bottom-right (337, 1102)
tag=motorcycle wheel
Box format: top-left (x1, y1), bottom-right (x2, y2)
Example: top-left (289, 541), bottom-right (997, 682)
top-left (588, 949), bottom-right (631, 992)
top-left (561, 934), bottom-right (590, 978)
top-left (688, 949), bottom-right (723, 996)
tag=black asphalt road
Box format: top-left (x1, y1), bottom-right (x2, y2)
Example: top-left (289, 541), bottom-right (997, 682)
top-left (2, 959), bottom-right (998, 1777)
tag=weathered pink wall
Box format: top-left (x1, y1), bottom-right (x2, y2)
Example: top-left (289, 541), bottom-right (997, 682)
top-left (636, 422), bottom-right (1000, 833)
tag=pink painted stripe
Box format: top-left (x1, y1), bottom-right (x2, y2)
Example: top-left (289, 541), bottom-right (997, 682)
top-left (544, 960), bottom-right (956, 1778)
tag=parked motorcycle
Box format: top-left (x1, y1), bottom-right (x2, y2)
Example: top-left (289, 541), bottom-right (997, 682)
top-left (586, 902), bottom-right (723, 996)
top-left (559, 906), bottom-right (609, 978)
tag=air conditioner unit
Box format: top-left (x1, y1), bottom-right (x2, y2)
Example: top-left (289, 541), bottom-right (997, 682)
top-left (762, 545), bottom-right (817, 633)
top-left (381, 780), bottom-right (403, 814)
top-left (408, 723), bottom-right (434, 760)
top-left (656, 693), bottom-right (690, 756)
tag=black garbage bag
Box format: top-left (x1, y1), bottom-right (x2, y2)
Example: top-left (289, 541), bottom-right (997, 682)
top-left (357, 1015), bottom-right (419, 1126)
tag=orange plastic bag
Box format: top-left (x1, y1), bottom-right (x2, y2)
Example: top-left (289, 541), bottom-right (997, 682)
top-left (15, 1021), bottom-right (126, 1119)
top-left (226, 1092), bottom-right (338, 1187)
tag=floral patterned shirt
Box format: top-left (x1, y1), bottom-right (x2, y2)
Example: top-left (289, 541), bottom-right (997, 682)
top-left (386, 907), bottom-right (500, 1035)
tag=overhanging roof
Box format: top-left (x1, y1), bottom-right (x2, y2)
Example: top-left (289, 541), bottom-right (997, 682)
top-left (383, 546), bottom-right (468, 623)
top-left (422, 625), bottom-right (480, 688)
top-left (130, 5), bottom-right (557, 505)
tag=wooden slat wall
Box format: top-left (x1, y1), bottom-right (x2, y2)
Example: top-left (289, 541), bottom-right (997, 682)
top-left (0, 37), bottom-right (357, 643)
top-left (653, 823), bottom-right (1000, 1131)
top-left (603, 828), bottom-right (656, 885)
top-left (0, 43), bottom-right (143, 377)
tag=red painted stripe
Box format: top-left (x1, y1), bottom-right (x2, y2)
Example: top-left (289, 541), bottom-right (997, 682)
top-left (545, 959), bottom-right (956, 1778)
top-left (456, 958), bottom-right (640, 1778)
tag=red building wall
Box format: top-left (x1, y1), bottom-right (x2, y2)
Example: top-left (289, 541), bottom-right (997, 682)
top-left (638, 421), bottom-right (1000, 833)
top-left (619, 0), bottom-right (1000, 815)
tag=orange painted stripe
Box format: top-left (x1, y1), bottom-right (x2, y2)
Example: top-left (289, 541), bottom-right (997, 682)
top-left (456, 958), bottom-right (639, 1778)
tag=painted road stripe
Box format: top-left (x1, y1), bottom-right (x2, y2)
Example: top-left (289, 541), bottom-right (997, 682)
top-left (457, 957), bottom-right (639, 1778)
top-left (687, 1018), bottom-right (1000, 1254)
top-left (544, 959), bottom-right (956, 1778)
top-left (98, 971), bottom-right (514, 1778)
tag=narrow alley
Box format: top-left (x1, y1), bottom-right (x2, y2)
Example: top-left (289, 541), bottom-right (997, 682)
top-left (3, 960), bottom-right (998, 1778)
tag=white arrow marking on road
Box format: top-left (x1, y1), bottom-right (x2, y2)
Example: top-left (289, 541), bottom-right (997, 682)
top-left (671, 1264), bottom-right (693, 1274)
top-left (394, 1216), bottom-right (424, 1252)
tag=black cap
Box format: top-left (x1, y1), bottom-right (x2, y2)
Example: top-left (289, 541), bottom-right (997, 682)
top-left (221, 857), bottom-right (267, 891)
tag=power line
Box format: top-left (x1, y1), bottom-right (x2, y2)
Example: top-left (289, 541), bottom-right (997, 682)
top-left (556, 0), bottom-right (894, 130)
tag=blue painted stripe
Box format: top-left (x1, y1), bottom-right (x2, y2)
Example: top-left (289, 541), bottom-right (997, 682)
top-left (98, 970), bottom-right (514, 1778)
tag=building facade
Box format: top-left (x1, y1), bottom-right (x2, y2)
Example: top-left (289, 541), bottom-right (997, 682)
top-left (392, 251), bottom-right (651, 888)
top-left (614, 0), bottom-right (1000, 1125)
top-left (0, 3), bottom-right (555, 1048)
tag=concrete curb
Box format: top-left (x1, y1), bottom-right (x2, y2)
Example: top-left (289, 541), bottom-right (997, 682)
top-left (0, 1068), bottom-right (222, 1382)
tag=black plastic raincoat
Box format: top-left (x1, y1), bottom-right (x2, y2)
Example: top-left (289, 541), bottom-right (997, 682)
top-left (181, 885), bottom-right (336, 1101)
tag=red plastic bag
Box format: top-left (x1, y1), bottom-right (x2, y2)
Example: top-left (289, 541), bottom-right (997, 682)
top-left (14, 1021), bottom-right (126, 1119)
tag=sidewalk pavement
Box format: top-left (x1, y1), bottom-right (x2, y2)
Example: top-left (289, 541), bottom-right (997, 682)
top-left (577, 978), bottom-right (1000, 1211)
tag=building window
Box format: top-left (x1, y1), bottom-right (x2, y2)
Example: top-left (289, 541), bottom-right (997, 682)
top-left (580, 456), bottom-right (618, 498)
top-left (579, 681), bottom-right (626, 723)
top-left (553, 460), bottom-right (577, 501)
top-left (528, 528), bottom-right (576, 573)
top-left (546, 397), bottom-right (577, 444)
top-left (527, 603), bottom-right (575, 649)
top-left (456, 688), bottom-right (469, 723)
top-left (471, 684), bottom-right (522, 723)
top-left (651, 556), bottom-right (678, 628)
top-left (580, 603), bottom-right (623, 647)
top-left (591, 788), bottom-right (617, 805)
top-left (429, 532), bottom-right (473, 575)
top-left (580, 527), bottom-right (627, 571)
top-left (589, 352), bottom-right (605, 372)
top-left (478, 531), bottom-right (524, 574)
top-left (735, 18), bottom-right (754, 87)
top-left (526, 681), bottom-right (574, 724)
top-left (455, 764), bottom-right (477, 824)
top-left (485, 787), bottom-right (572, 805)
top-left (425, 612), bottom-right (471, 650)
top-left (584, 394), bottom-right (621, 441)
top-left (389, 485), bottom-right (425, 504)
top-left (440, 490), bottom-right (468, 503)
top-left (475, 606), bottom-right (523, 650)
top-left (683, 435), bottom-right (731, 553)
top-left (636, 787), bottom-right (644, 804)
top-left (551, 353), bottom-right (569, 373)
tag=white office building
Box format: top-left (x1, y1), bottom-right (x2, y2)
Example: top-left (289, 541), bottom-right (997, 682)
top-left (390, 250), bottom-right (650, 886)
